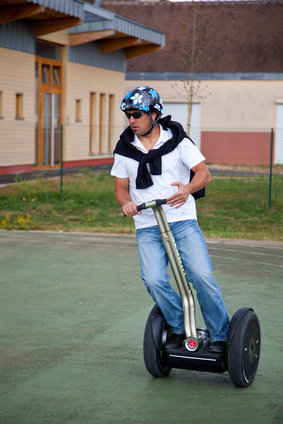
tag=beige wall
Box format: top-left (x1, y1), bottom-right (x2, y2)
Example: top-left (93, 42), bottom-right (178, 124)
top-left (203, 80), bottom-right (282, 129)
top-left (0, 48), bottom-right (35, 121)
top-left (0, 47), bottom-right (127, 169)
top-left (125, 78), bottom-right (283, 165)
top-left (0, 48), bottom-right (35, 167)
top-left (126, 79), bottom-right (283, 129)
top-left (65, 62), bottom-right (125, 161)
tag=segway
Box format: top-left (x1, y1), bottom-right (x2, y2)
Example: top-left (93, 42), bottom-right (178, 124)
top-left (137, 199), bottom-right (261, 387)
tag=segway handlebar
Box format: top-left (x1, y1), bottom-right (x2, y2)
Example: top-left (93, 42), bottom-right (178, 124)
top-left (136, 199), bottom-right (167, 212)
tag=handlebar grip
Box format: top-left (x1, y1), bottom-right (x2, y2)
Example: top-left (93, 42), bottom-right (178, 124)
top-left (136, 199), bottom-right (167, 212)
top-left (156, 199), bottom-right (167, 206)
top-left (136, 202), bottom-right (146, 212)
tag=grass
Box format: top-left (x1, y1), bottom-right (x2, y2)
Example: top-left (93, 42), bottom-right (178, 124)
top-left (0, 172), bottom-right (282, 241)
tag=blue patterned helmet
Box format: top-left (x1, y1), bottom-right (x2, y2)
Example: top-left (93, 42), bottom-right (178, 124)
top-left (121, 86), bottom-right (163, 118)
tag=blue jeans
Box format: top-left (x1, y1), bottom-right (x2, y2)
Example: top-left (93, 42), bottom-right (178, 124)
top-left (136, 220), bottom-right (230, 342)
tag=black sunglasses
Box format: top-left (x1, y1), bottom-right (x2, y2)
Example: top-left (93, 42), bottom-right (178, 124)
top-left (125, 111), bottom-right (146, 120)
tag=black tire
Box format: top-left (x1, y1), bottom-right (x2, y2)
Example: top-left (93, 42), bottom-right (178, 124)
top-left (143, 313), bottom-right (171, 378)
top-left (228, 310), bottom-right (261, 387)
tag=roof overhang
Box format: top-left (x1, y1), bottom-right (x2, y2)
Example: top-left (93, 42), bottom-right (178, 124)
top-left (69, 3), bottom-right (165, 59)
top-left (0, 0), bottom-right (84, 36)
top-left (0, 1), bottom-right (165, 58)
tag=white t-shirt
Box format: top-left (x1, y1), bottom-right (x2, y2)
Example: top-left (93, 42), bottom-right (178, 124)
top-left (111, 125), bottom-right (205, 229)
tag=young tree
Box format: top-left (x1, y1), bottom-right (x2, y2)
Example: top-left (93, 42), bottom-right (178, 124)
top-left (173, 0), bottom-right (213, 130)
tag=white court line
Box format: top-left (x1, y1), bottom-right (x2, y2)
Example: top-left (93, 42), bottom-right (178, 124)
top-left (0, 236), bottom-right (136, 249)
top-left (210, 254), bottom-right (283, 269)
top-left (1, 234), bottom-right (282, 263)
top-left (208, 246), bottom-right (283, 259)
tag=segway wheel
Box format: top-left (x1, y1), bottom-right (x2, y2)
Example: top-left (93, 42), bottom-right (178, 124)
top-left (228, 309), bottom-right (261, 387)
top-left (143, 313), bottom-right (171, 378)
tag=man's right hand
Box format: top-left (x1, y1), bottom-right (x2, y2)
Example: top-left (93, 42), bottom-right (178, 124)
top-left (122, 202), bottom-right (141, 217)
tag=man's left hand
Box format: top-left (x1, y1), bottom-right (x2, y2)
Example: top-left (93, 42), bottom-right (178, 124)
top-left (167, 182), bottom-right (190, 209)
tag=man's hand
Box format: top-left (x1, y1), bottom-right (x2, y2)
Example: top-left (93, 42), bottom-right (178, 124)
top-left (167, 182), bottom-right (190, 209)
top-left (122, 201), bottom-right (141, 217)
top-left (167, 161), bottom-right (212, 209)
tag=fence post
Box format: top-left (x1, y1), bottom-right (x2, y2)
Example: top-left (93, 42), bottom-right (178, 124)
top-left (60, 124), bottom-right (63, 202)
top-left (269, 128), bottom-right (274, 210)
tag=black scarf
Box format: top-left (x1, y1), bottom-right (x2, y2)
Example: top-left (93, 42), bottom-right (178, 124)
top-left (114, 115), bottom-right (205, 199)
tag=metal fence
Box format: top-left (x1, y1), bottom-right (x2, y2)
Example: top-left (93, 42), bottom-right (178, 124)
top-left (0, 123), bottom-right (282, 209)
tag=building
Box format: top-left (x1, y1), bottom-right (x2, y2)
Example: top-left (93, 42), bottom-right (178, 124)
top-left (102, 0), bottom-right (283, 165)
top-left (0, 0), bottom-right (164, 177)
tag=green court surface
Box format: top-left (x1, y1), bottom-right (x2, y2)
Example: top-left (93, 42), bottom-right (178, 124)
top-left (0, 231), bottom-right (282, 424)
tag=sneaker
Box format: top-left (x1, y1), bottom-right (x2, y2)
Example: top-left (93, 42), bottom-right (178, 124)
top-left (166, 333), bottom-right (185, 349)
top-left (209, 341), bottom-right (226, 353)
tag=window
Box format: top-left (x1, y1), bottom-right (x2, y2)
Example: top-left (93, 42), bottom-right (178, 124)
top-left (42, 64), bottom-right (51, 84)
top-left (53, 66), bottom-right (60, 86)
top-left (16, 93), bottom-right (24, 119)
top-left (89, 92), bottom-right (115, 155)
top-left (90, 92), bottom-right (96, 154)
top-left (108, 95), bottom-right (115, 153)
top-left (76, 99), bottom-right (82, 122)
top-left (99, 94), bottom-right (106, 154)
top-left (0, 91), bottom-right (3, 118)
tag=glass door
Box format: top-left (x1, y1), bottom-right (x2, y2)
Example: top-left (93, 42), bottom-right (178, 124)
top-left (36, 55), bottom-right (62, 169)
top-left (42, 93), bottom-right (61, 166)
top-left (53, 93), bottom-right (61, 165)
top-left (43, 93), bottom-right (51, 165)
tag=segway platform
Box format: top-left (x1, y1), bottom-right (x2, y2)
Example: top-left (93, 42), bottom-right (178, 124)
top-left (165, 346), bottom-right (227, 374)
